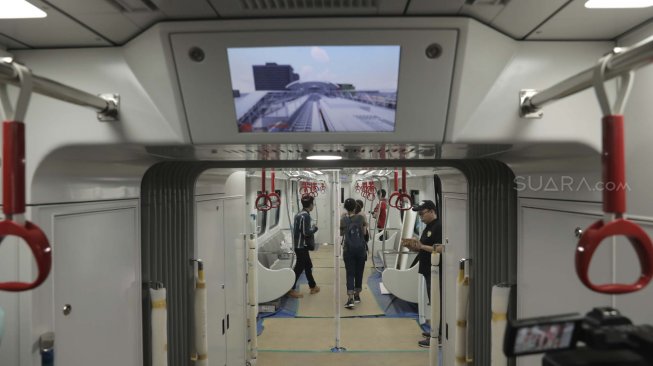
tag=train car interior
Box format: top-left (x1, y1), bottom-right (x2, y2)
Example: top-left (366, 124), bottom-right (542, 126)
top-left (1, 1), bottom-right (653, 366)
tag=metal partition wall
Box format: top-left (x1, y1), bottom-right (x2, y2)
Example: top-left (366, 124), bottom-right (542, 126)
top-left (453, 160), bottom-right (517, 366)
top-left (140, 159), bottom-right (517, 366)
top-left (141, 162), bottom-right (207, 366)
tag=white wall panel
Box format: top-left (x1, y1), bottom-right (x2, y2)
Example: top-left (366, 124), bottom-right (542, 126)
top-left (12, 45), bottom-right (189, 203)
top-left (0, 236), bottom-right (20, 366)
top-left (441, 193), bottom-right (467, 366)
top-left (447, 20), bottom-right (611, 149)
top-left (517, 200), bottom-right (613, 366)
top-left (613, 219), bottom-right (653, 325)
top-left (223, 198), bottom-right (247, 365)
top-left (195, 198), bottom-right (227, 366)
top-left (23, 200), bottom-right (141, 366)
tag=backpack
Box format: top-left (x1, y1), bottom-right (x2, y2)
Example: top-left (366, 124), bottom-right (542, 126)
top-left (344, 216), bottom-right (366, 253)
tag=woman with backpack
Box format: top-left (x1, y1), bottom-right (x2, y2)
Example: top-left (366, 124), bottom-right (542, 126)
top-left (340, 198), bottom-right (369, 309)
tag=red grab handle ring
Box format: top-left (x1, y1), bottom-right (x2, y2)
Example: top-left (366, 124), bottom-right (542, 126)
top-left (388, 191), bottom-right (400, 208)
top-left (576, 218), bottom-right (653, 294)
top-left (268, 192), bottom-right (281, 208)
top-left (255, 194), bottom-right (272, 211)
top-left (0, 220), bottom-right (52, 291)
top-left (395, 193), bottom-right (413, 211)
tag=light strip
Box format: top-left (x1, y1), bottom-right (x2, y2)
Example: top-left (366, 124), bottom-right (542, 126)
top-left (0, 0), bottom-right (47, 19)
top-left (585, 0), bottom-right (653, 8)
top-left (306, 155), bottom-right (342, 160)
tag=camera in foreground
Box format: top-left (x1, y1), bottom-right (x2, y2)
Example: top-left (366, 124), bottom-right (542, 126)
top-left (504, 307), bottom-right (653, 365)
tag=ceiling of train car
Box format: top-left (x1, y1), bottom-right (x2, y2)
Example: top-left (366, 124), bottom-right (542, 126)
top-left (1, 0), bottom-right (652, 49)
top-left (144, 143), bottom-right (518, 161)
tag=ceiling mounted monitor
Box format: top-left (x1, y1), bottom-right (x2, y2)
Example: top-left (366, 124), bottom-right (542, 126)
top-left (227, 46), bottom-right (400, 133)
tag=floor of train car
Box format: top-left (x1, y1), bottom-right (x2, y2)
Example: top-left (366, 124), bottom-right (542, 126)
top-left (258, 244), bottom-right (431, 366)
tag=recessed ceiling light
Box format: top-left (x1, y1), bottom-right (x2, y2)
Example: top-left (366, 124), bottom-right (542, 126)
top-left (585, 0), bottom-right (653, 8)
top-left (306, 155), bottom-right (342, 160)
top-left (0, 0), bottom-right (47, 19)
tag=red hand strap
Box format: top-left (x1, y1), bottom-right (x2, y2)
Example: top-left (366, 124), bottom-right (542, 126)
top-left (1, 121), bottom-right (52, 291)
top-left (3, 121), bottom-right (25, 215)
top-left (575, 115), bottom-right (653, 294)
top-left (269, 169), bottom-right (280, 208)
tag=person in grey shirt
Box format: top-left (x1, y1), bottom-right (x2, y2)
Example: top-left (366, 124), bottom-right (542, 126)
top-left (340, 198), bottom-right (369, 309)
top-left (288, 195), bottom-right (320, 298)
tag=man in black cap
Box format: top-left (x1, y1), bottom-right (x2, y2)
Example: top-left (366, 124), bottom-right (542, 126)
top-left (401, 199), bottom-right (442, 348)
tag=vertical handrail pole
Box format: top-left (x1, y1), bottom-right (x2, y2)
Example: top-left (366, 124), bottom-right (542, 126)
top-left (247, 234), bottom-right (259, 365)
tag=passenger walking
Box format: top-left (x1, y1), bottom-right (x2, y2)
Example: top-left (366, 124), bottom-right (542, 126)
top-left (288, 196), bottom-right (320, 298)
top-left (372, 189), bottom-right (388, 234)
top-left (340, 198), bottom-right (369, 309)
top-left (401, 200), bottom-right (443, 348)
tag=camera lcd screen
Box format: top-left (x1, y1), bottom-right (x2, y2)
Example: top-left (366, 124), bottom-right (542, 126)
top-left (513, 321), bottom-right (577, 355)
top-left (226, 46), bottom-right (400, 133)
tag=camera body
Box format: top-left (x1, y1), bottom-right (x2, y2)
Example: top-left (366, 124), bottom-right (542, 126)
top-left (504, 307), bottom-right (653, 366)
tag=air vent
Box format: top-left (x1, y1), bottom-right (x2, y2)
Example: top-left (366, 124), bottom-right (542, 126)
top-left (106, 0), bottom-right (158, 12)
top-left (240, 0), bottom-right (379, 10)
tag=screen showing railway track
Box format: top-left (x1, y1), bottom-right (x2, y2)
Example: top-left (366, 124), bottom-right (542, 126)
top-left (227, 45), bottom-right (400, 133)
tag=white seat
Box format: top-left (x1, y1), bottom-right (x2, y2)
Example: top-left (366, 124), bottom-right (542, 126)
top-left (257, 261), bottom-right (295, 303)
top-left (381, 263), bottom-right (420, 303)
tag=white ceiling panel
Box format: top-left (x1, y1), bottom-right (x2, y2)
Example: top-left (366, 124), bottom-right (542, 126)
top-left (0, 34), bottom-right (30, 49)
top-left (492, 0), bottom-right (568, 39)
top-left (460, 2), bottom-right (505, 24)
top-left (47, 0), bottom-right (141, 44)
top-left (73, 14), bottom-right (142, 44)
top-left (405, 0), bottom-right (463, 15)
top-left (121, 11), bottom-right (165, 31)
top-left (155, 0), bottom-right (219, 18)
top-left (528, 0), bottom-right (653, 40)
top-left (0, 0), bottom-right (111, 48)
top-left (211, 0), bottom-right (407, 17)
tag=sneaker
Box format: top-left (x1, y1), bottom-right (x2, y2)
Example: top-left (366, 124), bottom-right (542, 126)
top-left (287, 289), bottom-right (303, 298)
top-left (353, 294), bottom-right (361, 303)
top-left (310, 286), bottom-right (321, 294)
top-left (418, 337), bottom-right (430, 348)
top-left (345, 297), bottom-right (355, 309)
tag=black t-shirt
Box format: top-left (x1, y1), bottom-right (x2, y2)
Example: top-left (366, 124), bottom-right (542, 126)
top-left (417, 219), bottom-right (442, 276)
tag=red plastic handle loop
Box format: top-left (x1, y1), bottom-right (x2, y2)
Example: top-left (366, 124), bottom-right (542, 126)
top-left (268, 169), bottom-right (280, 208)
top-left (260, 168), bottom-right (267, 194)
top-left (270, 169), bottom-right (276, 192)
top-left (0, 220), bottom-right (52, 291)
top-left (388, 191), bottom-right (400, 208)
top-left (576, 218), bottom-right (653, 294)
top-left (268, 192), bottom-right (281, 208)
top-left (393, 170), bottom-right (398, 192)
top-left (602, 115), bottom-right (626, 214)
top-left (395, 193), bottom-right (413, 211)
top-left (299, 181), bottom-right (310, 196)
top-left (3, 121), bottom-right (26, 215)
top-left (255, 193), bottom-right (272, 211)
